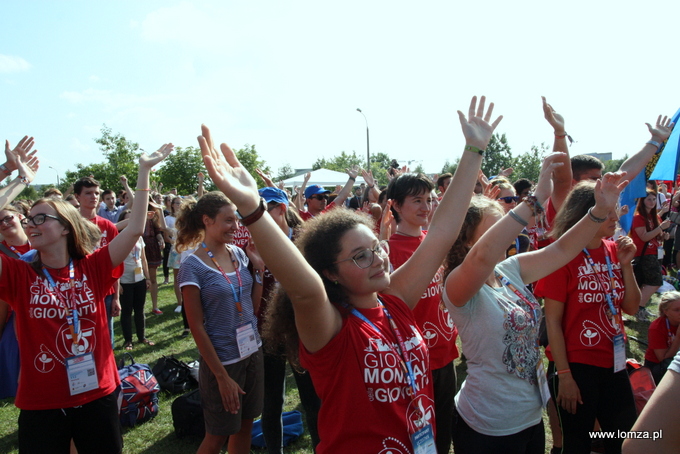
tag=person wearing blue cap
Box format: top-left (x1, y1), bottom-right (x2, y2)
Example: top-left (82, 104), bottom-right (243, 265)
top-left (300, 168), bottom-right (359, 221)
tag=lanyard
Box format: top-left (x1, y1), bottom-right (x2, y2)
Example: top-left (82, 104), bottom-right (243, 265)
top-left (4, 241), bottom-right (29, 257)
top-left (666, 318), bottom-right (677, 346)
top-left (201, 242), bottom-right (244, 313)
top-left (514, 238), bottom-right (520, 255)
top-left (341, 299), bottom-right (422, 416)
top-left (582, 247), bottom-right (622, 333)
top-left (494, 270), bottom-right (542, 323)
top-left (42, 260), bottom-right (80, 347)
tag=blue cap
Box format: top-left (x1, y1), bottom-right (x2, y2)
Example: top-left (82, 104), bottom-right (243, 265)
top-left (259, 187), bottom-right (289, 207)
top-left (304, 185), bottom-right (330, 199)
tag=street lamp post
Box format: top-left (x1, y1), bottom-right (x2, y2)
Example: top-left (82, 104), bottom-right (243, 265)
top-left (48, 166), bottom-right (60, 187)
top-left (356, 108), bottom-right (370, 170)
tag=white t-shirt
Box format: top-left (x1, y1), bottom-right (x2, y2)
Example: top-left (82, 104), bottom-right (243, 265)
top-left (443, 256), bottom-right (543, 436)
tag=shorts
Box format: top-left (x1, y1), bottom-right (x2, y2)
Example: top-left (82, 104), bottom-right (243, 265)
top-left (18, 392), bottom-right (122, 454)
top-left (199, 348), bottom-right (264, 436)
top-left (633, 254), bottom-right (663, 287)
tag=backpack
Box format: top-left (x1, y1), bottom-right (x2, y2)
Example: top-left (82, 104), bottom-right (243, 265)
top-left (118, 352), bottom-right (160, 427)
top-left (171, 388), bottom-right (205, 438)
top-left (251, 410), bottom-right (304, 448)
top-left (152, 355), bottom-right (199, 394)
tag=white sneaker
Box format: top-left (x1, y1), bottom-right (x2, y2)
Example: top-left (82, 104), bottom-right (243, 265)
top-left (174, 305), bottom-right (182, 313)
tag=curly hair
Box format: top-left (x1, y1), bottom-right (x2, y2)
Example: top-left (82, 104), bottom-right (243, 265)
top-left (442, 195), bottom-right (503, 279)
top-left (262, 208), bottom-right (375, 370)
top-left (550, 181), bottom-right (596, 240)
top-left (174, 192), bottom-right (232, 253)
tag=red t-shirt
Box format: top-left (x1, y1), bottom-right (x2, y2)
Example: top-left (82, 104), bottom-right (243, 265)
top-left (299, 201), bottom-right (337, 222)
top-left (0, 241), bottom-right (31, 258)
top-left (630, 214), bottom-right (660, 257)
top-left (535, 198), bottom-right (556, 249)
top-left (645, 316), bottom-right (677, 364)
top-left (299, 293), bottom-right (435, 453)
top-left (0, 246), bottom-right (123, 410)
top-left (231, 224), bottom-right (252, 249)
top-left (91, 216), bottom-right (119, 296)
top-left (534, 239), bottom-right (626, 368)
top-left (388, 232), bottom-right (459, 369)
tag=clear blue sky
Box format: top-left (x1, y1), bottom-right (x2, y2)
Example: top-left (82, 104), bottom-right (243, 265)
top-left (2, 0), bottom-right (679, 187)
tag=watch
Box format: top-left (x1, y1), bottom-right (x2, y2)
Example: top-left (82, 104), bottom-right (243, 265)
top-left (237, 198), bottom-right (266, 227)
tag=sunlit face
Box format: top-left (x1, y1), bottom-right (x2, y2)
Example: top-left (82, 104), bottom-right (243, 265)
top-left (23, 203), bottom-right (69, 250)
top-left (0, 210), bottom-right (23, 239)
top-left (663, 299), bottom-right (680, 326)
top-left (203, 204), bottom-right (240, 244)
top-left (103, 193), bottom-right (116, 209)
top-left (306, 193), bottom-right (329, 215)
top-left (76, 186), bottom-right (101, 211)
top-left (328, 225), bottom-right (390, 297)
top-left (496, 187), bottom-right (517, 214)
top-left (394, 189), bottom-right (432, 227)
top-left (439, 177), bottom-right (452, 194)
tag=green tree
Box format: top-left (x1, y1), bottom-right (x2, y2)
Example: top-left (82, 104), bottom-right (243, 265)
top-left (482, 133), bottom-right (514, 177)
top-left (604, 155), bottom-right (627, 173)
top-left (155, 146), bottom-right (211, 195)
top-left (512, 143), bottom-right (548, 183)
top-left (413, 163), bottom-right (425, 175)
top-left (276, 163), bottom-right (295, 181)
top-left (441, 158), bottom-right (460, 176)
top-left (235, 144), bottom-right (271, 189)
top-left (312, 151), bottom-right (363, 173)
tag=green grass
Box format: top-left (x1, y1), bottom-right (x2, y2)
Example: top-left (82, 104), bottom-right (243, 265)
top-left (0, 273), bottom-right (660, 454)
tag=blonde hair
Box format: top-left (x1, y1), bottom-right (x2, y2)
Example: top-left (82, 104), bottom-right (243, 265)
top-left (659, 291), bottom-right (680, 317)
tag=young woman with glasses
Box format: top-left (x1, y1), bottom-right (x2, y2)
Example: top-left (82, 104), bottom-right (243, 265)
top-left (197, 95), bottom-right (501, 453)
top-left (0, 144), bottom-right (172, 454)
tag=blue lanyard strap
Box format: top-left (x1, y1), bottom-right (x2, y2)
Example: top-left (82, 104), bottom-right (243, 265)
top-left (201, 242), bottom-right (244, 313)
top-left (42, 260), bottom-right (80, 347)
top-left (582, 248), bottom-right (622, 333)
top-left (494, 270), bottom-right (542, 323)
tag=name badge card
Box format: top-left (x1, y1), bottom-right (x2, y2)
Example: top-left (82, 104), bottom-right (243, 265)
top-left (613, 333), bottom-right (626, 372)
top-left (66, 353), bottom-right (98, 396)
top-left (236, 323), bottom-right (258, 358)
top-left (412, 424), bottom-right (436, 454)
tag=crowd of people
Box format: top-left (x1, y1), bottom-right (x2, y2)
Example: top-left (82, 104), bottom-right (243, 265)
top-left (1, 96), bottom-right (680, 454)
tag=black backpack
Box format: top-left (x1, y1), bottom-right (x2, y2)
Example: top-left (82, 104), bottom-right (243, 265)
top-left (152, 355), bottom-right (199, 394)
top-left (172, 389), bottom-right (205, 438)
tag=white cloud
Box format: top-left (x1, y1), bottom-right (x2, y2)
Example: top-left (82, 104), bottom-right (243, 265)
top-left (0, 54), bottom-right (31, 73)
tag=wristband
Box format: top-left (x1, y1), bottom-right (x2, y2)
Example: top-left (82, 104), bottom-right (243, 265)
top-left (0, 164), bottom-right (10, 177)
top-left (368, 184), bottom-right (375, 189)
top-left (254, 269), bottom-right (263, 285)
top-left (135, 188), bottom-right (150, 191)
top-left (18, 175), bottom-right (30, 185)
top-left (237, 198), bottom-right (266, 227)
top-left (647, 140), bottom-right (662, 153)
top-left (348, 176), bottom-right (356, 182)
top-left (587, 207), bottom-right (607, 223)
top-left (555, 132), bottom-right (567, 139)
top-left (523, 195), bottom-right (544, 217)
top-left (464, 145), bottom-right (485, 156)
top-left (508, 209), bottom-right (528, 227)
top-left (556, 368), bottom-right (571, 375)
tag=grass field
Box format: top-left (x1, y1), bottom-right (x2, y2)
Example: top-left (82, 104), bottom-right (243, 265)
top-left (0, 271), bottom-right (661, 454)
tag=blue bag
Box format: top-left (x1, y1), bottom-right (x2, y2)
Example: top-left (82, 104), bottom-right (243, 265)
top-left (251, 410), bottom-right (304, 448)
top-left (118, 352), bottom-right (160, 427)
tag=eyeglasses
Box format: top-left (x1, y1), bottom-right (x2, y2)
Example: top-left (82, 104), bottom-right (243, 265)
top-left (20, 213), bottom-right (62, 227)
top-left (0, 215), bottom-right (15, 226)
top-left (498, 196), bottom-right (520, 204)
top-left (334, 240), bottom-right (390, 269)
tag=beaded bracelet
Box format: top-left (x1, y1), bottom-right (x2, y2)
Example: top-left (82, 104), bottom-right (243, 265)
top-left (0, 164), bottom-right (11, 177)
top-left (18, 175), bottom-right (30, 185)
top-left (508, 209), bottom-right (528, 227)
top-left (464, 145), bottom-right (485, 156)
top-left (523, 195), bottom-right (544, 217)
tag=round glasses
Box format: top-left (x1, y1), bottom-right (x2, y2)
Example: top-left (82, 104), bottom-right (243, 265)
top-left (334, 240), bottom-right (390, 269)
top-left (0, 215), bottom-right (15, 226)
top-left (20, 213), bottom-right (62, 227)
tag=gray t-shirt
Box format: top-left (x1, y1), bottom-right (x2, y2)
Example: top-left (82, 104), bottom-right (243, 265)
top-left (443, 255), bottom-right (543, 436)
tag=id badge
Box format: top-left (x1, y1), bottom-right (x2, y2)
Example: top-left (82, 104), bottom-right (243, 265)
top-left (66, 353), bottom-right (98, 396)
top-left (613, 333), bottom-right (626, 372)
top-left (411, 423), bottom-right (436, 454)
top-left (236, 322), bottom-right (258, 358)
top-left (536, 361), bottom-right (551, 407)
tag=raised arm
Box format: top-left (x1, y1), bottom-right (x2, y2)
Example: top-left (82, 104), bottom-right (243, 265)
top-left (361, 169), bottom-right (380, 203)
top-left (542, 96), bottom-right (573, 212)
top-left (197, 172), bottom-right (205, 198)
top-left (0, 138), bottom-right (38, 210)
top-left (198, 125), bottom-right (339, 353)
top-left (518, 172), bottom-right (628, 284)
top-left (619, 115), bottom-right (674, 182)
top-left (108, 144), bottom-right (173, 267)
top-left (333, 166), bottom-right (359, 207)
top-left (390, 96), bottom-right (502, 307)
top-left (119, 175), bottom-right (134, 210)
top-left (444, 152), bottom-right (563, 307)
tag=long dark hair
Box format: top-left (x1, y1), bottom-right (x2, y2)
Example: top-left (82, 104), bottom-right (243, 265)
top-left (635, 189), bottom-right (659, 229)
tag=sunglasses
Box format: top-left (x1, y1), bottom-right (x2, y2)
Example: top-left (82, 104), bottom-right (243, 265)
top-left (334, 241), bottom-right (390, 269)
top-left (20, 213), bottom-right (62, 227)
top-left (311, 195), bottom-right (329, 201)
top-left (0, 215), bottom-right (15, 226)
top-left (498, 196), bottom-right (520, 204)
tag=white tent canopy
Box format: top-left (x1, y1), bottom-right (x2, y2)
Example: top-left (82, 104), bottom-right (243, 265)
top-left (280, 169), bottom-right (365, 189)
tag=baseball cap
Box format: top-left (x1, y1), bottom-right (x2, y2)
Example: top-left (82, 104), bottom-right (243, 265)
top-left (304, 185), bottom-right (331, 199)
top-left (259, 187), bottom-right (289, 207)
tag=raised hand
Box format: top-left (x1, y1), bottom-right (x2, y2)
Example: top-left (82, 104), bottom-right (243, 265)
top-left (361, 169), bottom-right (375, 188)
top-left (457, 96), bottom-right (503, 150)
top-left (255, 168), bottom-right (275, 187)
top-left (379, 200), bottom-right (395, 241)
top-left (593, 171), bottom-right (629, 215)
top-left (616, 236), bottom-right (637, 266)
top-left (646, 115), bottom-right (675, 143)
top-left (533, 152), bottom-right (566, 204)
top-left (4, 136), bottom-right (36, 173)
top-left (346, 165), bottom-right (360, 180)
top-left (542, 96), bottom-right (566, 134)
top-left (139, 143), bottom-right (173, 169)
top-left (197, 125), bottom-right (259, 211)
